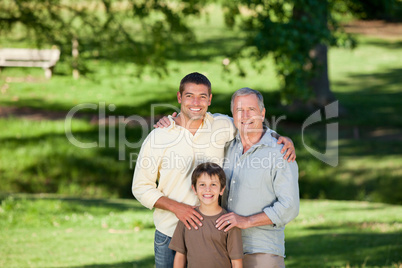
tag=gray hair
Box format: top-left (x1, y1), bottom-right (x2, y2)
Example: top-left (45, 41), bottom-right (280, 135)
top-left (230, 87), bottom-right (265, 113)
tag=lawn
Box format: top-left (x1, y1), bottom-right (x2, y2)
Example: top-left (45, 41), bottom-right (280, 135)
top-left (0, 196), bottom-right (400, 268)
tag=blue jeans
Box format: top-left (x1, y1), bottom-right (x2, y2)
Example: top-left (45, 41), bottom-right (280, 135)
top-left (154, 229), bottom-right (176, 268)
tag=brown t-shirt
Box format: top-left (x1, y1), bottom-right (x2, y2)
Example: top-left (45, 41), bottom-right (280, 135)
top-left (169, 208), bottom-right (243, 268)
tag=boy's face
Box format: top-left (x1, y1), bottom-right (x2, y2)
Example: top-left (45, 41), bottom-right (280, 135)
top-left (192, 173), bottom-right (225, 207)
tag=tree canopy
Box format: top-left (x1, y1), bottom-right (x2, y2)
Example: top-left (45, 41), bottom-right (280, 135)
top-left (0, 0), bottom-right (205, 76)
top-left (1, 0), bottom-right (398, 106)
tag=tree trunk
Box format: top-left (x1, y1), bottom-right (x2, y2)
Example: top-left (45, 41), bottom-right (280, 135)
top-left (308, 43), bottom-right (336, 107)
top-left (72, 38), bottom-right (79, 80)
top-left (291, 0), bottom-right (346, 114)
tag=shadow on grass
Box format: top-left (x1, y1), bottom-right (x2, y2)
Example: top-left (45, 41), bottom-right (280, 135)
top-left (360, 39), bottom-right (402, 50)
top-left (332, 67), bottom-right (402, 127)
top-left (2, 195), bottom-right (150, 212)
top-left (0, 126), bottom-right (144, 198)
top-left (0, 87), bottom-right (181, 117)
top-left (65, 255), bottom-right (154, 268)
top-left (296, 153), bottom-right (402, 204)
top-left (86, 34), bottom-right (244, 64)
top-left (285, 231), bottom-right (401, 267)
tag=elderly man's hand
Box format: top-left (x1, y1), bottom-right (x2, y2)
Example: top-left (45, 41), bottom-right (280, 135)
top-left (215, 212), bottom-right (249, 232)
top-left (278, 136), bottom-right (296, 162)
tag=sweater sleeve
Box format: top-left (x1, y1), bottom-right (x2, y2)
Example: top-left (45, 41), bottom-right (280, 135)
top-left (132, 132), bottom-right (164, 209)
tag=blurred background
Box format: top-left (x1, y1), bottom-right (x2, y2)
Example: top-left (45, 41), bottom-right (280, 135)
top-left (0, 0), bottom-right (401, 267)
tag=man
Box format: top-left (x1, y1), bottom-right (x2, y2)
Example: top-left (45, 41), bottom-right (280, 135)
top-left (216, 87), bottom-right (300, 268)
top-left (132, 73), bottom-right (295, 267)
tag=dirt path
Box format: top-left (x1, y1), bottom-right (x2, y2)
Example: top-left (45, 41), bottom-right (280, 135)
top-left (343, 20), bottom-right (402, 40)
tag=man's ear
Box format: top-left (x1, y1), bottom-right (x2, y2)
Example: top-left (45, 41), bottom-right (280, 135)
top-left (220, 186), bottom-right (226, 196)
top-left (177, 91), bottom-right (182, 104)
top-left (208, 93), bottom-right (212, 106)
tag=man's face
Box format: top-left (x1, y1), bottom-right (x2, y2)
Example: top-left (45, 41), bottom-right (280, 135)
top-left (177, 83), bottom-right (212, 122)
top-left (232, 94), bottom-right (265, 134)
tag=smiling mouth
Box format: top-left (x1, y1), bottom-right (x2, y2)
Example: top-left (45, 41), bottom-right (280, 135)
top-left (203, 194), bottom-right (214, 198)
top-left (190, 108), bottom-right (202, 112)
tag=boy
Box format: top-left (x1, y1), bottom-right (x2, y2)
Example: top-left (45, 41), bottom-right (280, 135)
top-left (169, 162), bottom-right (243, 268)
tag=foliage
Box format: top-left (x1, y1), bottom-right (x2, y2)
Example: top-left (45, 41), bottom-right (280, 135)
top-left (0, 0), bottom-right (207, 77)
top-left (341, 0), bottom-right (402, 21)
top-left (221, 0), bottom-right (357, 105)
top-left (1, 0), bottom-right (360, 103)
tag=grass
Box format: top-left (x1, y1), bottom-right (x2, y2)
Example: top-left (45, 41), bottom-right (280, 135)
top-left (0, 195), bottom-right (155, 268)
top-left (329, 36), bottom-right (402, 127)
top-left (0, 195), bottom-right (400, 268)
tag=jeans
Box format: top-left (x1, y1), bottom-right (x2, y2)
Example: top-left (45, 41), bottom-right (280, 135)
top-left (154, 229), bottom-right (176, 268)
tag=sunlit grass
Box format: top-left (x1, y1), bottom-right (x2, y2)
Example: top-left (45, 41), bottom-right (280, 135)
top-left (0, 196), bottom-right (400, 267)
top-left (0, 195), bottom-right (155, 267)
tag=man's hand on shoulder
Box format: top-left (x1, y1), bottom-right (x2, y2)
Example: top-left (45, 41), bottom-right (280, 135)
top-left (153, 112), bottom-right (177, 128)
top-left (215, 212), bottom-right (249, 232)
top-left (216, 212), bottom-right (273, 232)
top-left (173, 202), bottom-right (203, 230)
top-left (277, 136), bottom-right (296, 162)
top-left (154, 196), bottom-right (203, 230)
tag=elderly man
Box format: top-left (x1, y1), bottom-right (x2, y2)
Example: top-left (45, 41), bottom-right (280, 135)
top-left (216, 87), bottom-right (300, 268)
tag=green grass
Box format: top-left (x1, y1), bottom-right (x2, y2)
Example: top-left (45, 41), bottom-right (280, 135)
top-left (0, 196), bottom-right (400, 267)
top-left (0, 117), bottom-right (140, 197)
top-left (330, 36), bottom-right (402, 127)
top-left (0, 195), bottom-right (155, 268)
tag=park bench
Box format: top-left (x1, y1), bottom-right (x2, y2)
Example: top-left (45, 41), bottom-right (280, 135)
top-left (0, 48), bottom-right (60, 79)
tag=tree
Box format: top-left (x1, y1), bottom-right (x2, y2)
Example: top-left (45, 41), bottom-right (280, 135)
top-left (343, 0), bottom-right (402, 21)
top-left (0, 0), bottom-right (203, 77)
top-left (222, 0), bottom-right (355, 109)
top-left (0, 0), bottom-right (355, 108)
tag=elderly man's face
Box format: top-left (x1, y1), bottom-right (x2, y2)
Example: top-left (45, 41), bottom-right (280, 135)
top-left (232, 94), bottom-right (265, 134)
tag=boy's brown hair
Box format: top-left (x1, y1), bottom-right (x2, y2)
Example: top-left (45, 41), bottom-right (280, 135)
top-left (191, 162), bottom-right (226, 191)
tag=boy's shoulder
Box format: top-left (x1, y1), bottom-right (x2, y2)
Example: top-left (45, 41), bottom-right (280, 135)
top-left (220, 207), bottom-right (228, 214)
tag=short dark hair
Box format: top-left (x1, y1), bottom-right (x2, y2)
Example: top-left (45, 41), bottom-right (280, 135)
top-left (191, 162), bottom-right (226, 191)
top-left (179, 72), bottom-right (212, 95)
